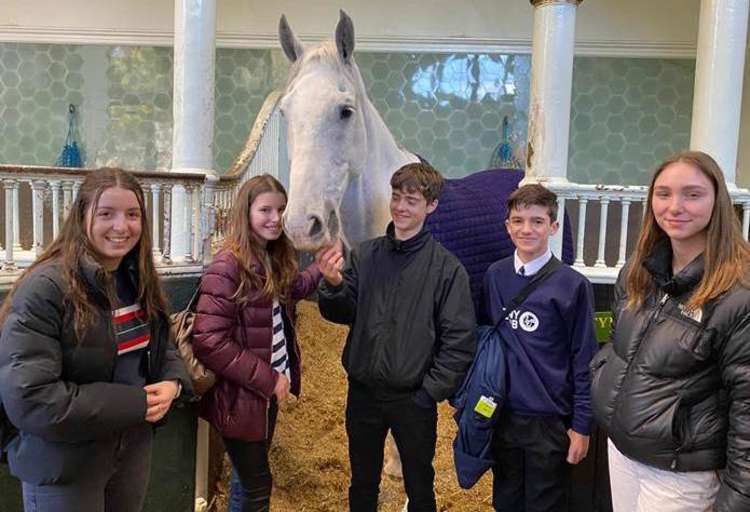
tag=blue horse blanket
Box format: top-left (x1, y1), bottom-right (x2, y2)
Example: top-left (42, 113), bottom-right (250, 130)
top-left (424, 168), bottom-right (574, 308)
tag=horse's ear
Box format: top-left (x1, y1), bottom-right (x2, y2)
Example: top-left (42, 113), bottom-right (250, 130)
top-left (335, 10), bottom-right (355, 64)
top-left (279, 14), bottom-right (304, 62)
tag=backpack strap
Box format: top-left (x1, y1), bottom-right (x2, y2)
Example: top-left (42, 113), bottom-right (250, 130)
top-left (497, 256), bottom-right (562, 329)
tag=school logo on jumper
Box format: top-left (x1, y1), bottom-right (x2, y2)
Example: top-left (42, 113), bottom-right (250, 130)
top-left (507, 309), bottom-right (540, 332)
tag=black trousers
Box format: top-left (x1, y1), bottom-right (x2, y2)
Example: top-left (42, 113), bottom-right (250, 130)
top-left (223, 400), bottom-right (279, 512)
top-left (21, 424), bottom-right (153, 512)
top-left (346, 382), bottom-right (438, 512)
top-left (491, 413), bottom-right (571, 512)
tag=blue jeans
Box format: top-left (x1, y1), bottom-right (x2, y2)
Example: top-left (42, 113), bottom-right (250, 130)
top-left (228, 469), bottom-right (245, 512)
top-left (21, 424), bottom-right (152, 512)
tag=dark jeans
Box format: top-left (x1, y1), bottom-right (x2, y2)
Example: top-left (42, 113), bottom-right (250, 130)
top-left (224, 400), bottom-right (278, 512)
top-left (21, 423), bottom-right (153, 512)
top-left (346, 382), bottom-right (438, 512)
top-left (491, 413), bottom-right (571, 512)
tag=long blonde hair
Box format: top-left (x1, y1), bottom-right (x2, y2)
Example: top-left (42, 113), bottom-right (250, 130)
top-left (223, 174), bottom-right (298, 304)
top-left (0, 168), bottom-right (167, 339)
top-left (626, 151), bottom-right (750, 310)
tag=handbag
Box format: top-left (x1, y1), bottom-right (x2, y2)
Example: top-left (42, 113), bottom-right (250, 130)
top-left (170, 284), bottom-right (216, 397)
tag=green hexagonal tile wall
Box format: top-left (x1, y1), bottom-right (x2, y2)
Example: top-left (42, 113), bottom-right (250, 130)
top-left (0, 43), bottom-right (695, 185)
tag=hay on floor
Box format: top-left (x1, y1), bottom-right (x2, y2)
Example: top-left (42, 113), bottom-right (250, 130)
top-left (213, 300), bottom-right (493, 511)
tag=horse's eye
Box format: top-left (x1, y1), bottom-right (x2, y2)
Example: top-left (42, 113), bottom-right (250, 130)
top-left (340, 106), bottom-right (354, 120)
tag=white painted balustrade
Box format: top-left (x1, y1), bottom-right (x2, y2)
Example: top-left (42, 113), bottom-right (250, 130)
top-left (0, 165), bottom-right (218, 286)
top-left (0, 164), bottom-right (748, 287)
top-left (546, 182), bottom-right (750, 283)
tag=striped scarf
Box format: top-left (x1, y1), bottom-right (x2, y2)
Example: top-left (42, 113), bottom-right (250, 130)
top-left (270, 299), bottom-right (290, 379)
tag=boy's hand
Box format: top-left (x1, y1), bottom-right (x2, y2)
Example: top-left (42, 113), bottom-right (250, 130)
top-left (315, 239), bottom-right (344, 286)
top-left (566, 429), bottom-right (590, 464)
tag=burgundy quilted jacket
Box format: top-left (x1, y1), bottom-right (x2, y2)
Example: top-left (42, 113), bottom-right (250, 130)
top-left (192, 249), bottom-right (321, 441)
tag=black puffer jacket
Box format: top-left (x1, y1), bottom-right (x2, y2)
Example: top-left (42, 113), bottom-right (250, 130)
top-left (591, 241), bottom-right (750, 511)
top-left (0, 256), bottom-right (189, 485)
top-left (318, 224), bottom-right (476, 402)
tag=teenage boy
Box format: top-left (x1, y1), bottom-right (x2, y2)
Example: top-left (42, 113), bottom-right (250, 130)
top-left (316, 162), bottom-right (476, 512)
top-left (480, 184), bottom-right (598, 512)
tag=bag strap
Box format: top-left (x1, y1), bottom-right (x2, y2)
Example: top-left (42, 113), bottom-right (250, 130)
top-left (497, 256), bottom-right (562, 328)
top-left (183, 279), bottom-right (202, 313)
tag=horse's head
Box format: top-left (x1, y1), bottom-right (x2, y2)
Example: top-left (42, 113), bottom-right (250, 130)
top-left (278, 11), bottom-right (371, 251)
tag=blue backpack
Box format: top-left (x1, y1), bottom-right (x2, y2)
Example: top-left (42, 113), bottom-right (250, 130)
top-left (450, 257), bottom-right (561, 488)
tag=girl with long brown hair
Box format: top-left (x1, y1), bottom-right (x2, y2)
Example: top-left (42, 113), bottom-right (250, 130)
top-left (0, 168), bottom-right (189, 512)
top-left (591, 151), bottom-right (750, 511)
top-left (191, 174), bottom-right (340, 512)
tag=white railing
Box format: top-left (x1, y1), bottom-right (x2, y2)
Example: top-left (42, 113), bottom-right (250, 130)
top-left (6, 88), bottom-right (750, 290)
top-left (0, 165), bottom-right (219, 287)
top-left (549, 183), bottom-right (750, 284)
top-left (215, 91), bottom-right (288, 243)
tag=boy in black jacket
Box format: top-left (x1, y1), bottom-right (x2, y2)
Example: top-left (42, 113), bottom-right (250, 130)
top-left (480, 184), bottom-right (598, 512)
top-left (317, 162), bottom-right (476, 512)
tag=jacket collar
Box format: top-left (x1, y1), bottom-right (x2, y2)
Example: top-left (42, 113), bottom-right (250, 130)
top-left (643, 238), bottom-right (704, 297)
top-left (79, 252), bottom-right (139, 294)
top-left (385, 222), bottom-right (431, 254)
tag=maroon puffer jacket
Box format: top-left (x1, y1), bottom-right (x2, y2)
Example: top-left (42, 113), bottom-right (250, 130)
top-left (192, 250), bottom-right (321, 441)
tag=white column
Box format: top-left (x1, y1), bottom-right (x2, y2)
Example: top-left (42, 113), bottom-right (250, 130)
top-left (31, 180), bottom-right (47, 257)
top-left (171, 0), bottom-right (217, 260)
top-left (690, 0), bottom-right (749, 189)
top-left (3, 180), bottom-right (17, 271)
top-left (523, 0), bottom-right (582, 257)
top-left (150, 183), bottom-right (162, 257)
top-left (12, 182), bottom-right (22, 253)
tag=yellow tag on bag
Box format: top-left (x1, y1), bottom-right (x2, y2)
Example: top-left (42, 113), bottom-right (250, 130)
top-left (473, 395), bottom-right (497, 418)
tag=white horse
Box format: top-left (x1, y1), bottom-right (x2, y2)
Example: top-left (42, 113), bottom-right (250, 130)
top-left (279, 10), bottom-right (419, 252)
top-left (278, 11), bottom-right (419, 484)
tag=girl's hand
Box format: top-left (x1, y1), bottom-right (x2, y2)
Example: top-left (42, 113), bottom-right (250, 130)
top-left (315, 239), bottom-right (344, 286)
top-left (273, 372), bottom-right (291, 402)
top-left (144, 381), bottom-right (179, 423)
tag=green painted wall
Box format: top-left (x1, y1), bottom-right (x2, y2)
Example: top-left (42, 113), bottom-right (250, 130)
top-left (0, 42), bottom-right (694, 184)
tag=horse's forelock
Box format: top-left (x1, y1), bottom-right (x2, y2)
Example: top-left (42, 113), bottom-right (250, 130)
top-left (284, 40), bottom-right (365, 96)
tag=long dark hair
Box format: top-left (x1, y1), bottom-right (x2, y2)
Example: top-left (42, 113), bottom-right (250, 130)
top-left (626, 151), bottom-right (750, 310)
top-left (0, 168), bottom-right (167, 338)
top-left (223, 174), bottom-right (298, 303)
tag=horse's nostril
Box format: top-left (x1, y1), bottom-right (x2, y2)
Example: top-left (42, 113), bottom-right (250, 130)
top-left (307, 215), bottom-right (324, 238)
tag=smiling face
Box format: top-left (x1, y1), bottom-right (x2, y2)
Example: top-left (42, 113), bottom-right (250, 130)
top-left (389, 187), bottom-right (437, 240)
top-left (250, 191), bottom-right (286, 246)
top-left (86, 186), bottom-right (143, 271)
top-left (505, 204), bottom-right (559, 262)
top-left (651, 161), bottom-right (715, 250)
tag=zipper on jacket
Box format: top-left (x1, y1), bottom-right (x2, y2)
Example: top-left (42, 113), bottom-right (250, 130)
top-left (610, 293), bottom-right (670, 418)
top-left (265, 397), bottom-right (270, 439)
top-left (107, 315), bottom-right (118, 382)
top-left (283, 304), bottom-right (301, 378)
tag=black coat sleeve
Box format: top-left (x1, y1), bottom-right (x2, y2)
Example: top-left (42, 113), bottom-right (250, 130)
top-left (0, 273), bottom-right (147, 442)
top-left (421, 262), bottom-right (477, 402)
top-left (715, 311), bottom-right (750, 511)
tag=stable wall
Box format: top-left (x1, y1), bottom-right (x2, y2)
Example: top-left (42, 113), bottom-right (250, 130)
top-left (1, 0), bottom-right (748, 186)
